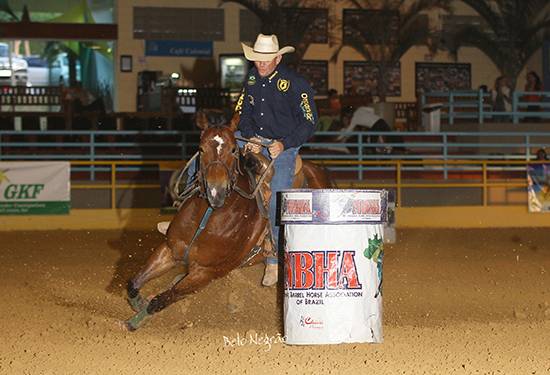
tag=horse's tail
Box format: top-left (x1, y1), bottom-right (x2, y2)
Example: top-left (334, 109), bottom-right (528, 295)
top-left (302, 160), bottom-right (333, 188)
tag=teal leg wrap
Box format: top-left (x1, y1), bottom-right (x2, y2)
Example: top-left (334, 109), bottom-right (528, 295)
top-left (125, 308), bottom-right (150, 331)
top-left (128, 294), bottom-right (149, 313)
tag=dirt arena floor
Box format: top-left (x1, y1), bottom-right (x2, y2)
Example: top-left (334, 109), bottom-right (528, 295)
top-left (1, 227), bottom-right (549, 374)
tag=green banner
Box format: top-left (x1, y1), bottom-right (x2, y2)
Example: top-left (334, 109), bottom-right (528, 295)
top-left (0, 201), bottom-right (70, 215)
top-left (1, 161), bottom-right (70, 215)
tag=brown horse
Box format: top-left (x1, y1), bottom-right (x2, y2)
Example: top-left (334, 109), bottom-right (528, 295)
top-left (124, 111), bottom-right (331, 330)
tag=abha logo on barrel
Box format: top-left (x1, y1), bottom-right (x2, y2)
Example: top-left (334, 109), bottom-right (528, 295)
top-left (345, 198), bottom-right (380, 215)
top-left (284, 250), bottom-right (362, 290)
top-left (284, 199), bottom-right (312, 215)
top-left (331, 195), bottom-right (382, 221)
top-left (281, 192), bottom-right (313, 221)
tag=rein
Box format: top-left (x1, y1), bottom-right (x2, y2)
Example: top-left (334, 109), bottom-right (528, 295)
top-left (235, 136), bottom-right (264, 146)
top-left (233, 136), bottom-right (275, 200)
top-left (233, 158), bottom-right (275, 200)
top-left (173, 152), bottom-right (200, 203)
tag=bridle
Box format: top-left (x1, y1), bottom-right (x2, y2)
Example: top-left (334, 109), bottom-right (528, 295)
top-left (197, 135), bottom-right (241, 200)
top-left (172, 131), bottom-right (273, 206)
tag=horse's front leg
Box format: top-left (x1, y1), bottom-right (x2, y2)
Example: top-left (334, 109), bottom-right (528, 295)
top-left (125, 263), bottom-right (217, 331)
top-left (126, 241), bottom-right (178, 312)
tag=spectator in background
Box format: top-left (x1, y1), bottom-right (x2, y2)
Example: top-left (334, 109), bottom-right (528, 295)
top-left (63, 82), bottom-right (105, 115)
top-left (336, 105), bottom-right (404, 154)
top-left (328, 89), bottom-right (342, 115)
top-left (528, 148), bottom-right (550, 211)
top-left (318, 88), bottom-right (342, 131)
top-left (62, 82), bottom-right (106, 131)
top-left (523, 71), bottom-right (542, 122)
top-left (478, 84), bottom-right (491, 115)
top-left (536, 148), bottom-right (548, 162)
top-left (492, 76), bottom-right (512, 121)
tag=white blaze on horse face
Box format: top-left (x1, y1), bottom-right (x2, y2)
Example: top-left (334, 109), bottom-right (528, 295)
top-left (213, 135), bottom-right (224, 155)
top-left (210, 187), bottom-right (217, 198)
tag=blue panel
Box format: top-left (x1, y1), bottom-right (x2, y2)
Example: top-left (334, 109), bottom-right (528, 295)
top-left (145, 40), bottom-right (213, 57)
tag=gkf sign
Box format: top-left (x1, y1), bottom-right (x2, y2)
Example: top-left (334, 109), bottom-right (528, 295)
top-left (0, 162), bottom-right (70, 215)
top-left (1, 168), bottom-right (45, 199)
top-left (3, 184), bottom-right (45, 199)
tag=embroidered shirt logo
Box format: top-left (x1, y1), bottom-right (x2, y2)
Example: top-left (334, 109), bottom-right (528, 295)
top-left (247, 75), bottom-right (256, 86)
top-left (234, 92), bottom-right (245, 113)
top-left (300, 93), bottom-right (314, 123)
top-left (277, 79), bottom-right (290, 92)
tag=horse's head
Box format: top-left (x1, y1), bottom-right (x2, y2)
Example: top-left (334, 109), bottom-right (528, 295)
top-left (196, 109), bottom-right (240, 208)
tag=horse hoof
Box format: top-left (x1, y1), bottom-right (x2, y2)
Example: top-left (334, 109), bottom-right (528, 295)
top-left (125, 321), bottom-right (137, 332)
top-left (122, 308), bottom-right (152, 331)
top-left (116, 320), bottom-right (136, 332)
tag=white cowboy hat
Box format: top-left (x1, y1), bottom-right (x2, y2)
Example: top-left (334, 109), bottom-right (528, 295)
top-left (241, 34), bottom-right (295, 62)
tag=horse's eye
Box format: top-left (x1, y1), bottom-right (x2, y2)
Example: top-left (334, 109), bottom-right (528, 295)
top-left (199, 147), bottom-right (205, 153)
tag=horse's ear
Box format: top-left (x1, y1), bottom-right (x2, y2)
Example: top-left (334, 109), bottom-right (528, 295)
top-left (229, 110), bottom-right (240, 132)
top-left (196, 110), bottom-right (209, 130)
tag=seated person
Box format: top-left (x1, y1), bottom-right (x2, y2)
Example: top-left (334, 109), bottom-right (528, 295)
top-left (327, 89), bottom-right (342, 116)
top-left (337, 106), bottom-right (389, 141)
top-left (337, 106), bottom-right (404, 154)
top-left (63, 83), bottom-right (105, 115)
top-left (318, 89), bottom-right (342, 131)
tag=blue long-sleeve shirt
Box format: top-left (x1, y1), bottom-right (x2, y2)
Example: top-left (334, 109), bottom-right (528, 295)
top-left (235, 64), bottom-right (317, 149)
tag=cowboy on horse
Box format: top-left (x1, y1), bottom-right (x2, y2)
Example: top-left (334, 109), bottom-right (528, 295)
top-left (159, 34), bottom-right (319, 287)
top-left (236, 33), bottom-right (318, 285)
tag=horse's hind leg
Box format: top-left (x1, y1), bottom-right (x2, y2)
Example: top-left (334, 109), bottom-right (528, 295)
top-left (125, 264), bottom-right (217, 331)
top-left (127, 241), bottom-right (178, 312)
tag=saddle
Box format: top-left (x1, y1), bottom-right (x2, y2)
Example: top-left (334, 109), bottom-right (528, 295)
top-left (241, 152), bottom-right (275, 262)
top-left (240, 152), bottom-right (308, 264)
top-left (243, 152), bottom-right (305, 216)
top-left (293, 155), bottom-right (305, 188)
top-left (243, 152), bottom-right (274, 219)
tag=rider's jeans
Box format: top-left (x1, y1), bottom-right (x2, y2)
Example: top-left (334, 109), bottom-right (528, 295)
top-left (188, 131), bottom-right (298, 265)
top-left (263, 144), bottom-right (299, 265)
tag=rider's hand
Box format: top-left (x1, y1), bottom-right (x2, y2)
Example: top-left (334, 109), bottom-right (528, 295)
top-left (245, 137), bottom-right (262, 154)
top-left (268, 141), bottom-right (284, 159)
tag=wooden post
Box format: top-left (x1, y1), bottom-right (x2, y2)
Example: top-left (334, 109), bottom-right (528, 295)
top-left (116, 114), bottom-right (123, 130)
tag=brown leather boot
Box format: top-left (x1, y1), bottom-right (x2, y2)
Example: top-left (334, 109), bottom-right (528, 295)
top-left (262, 263), bottom-right (278, 287)
top-left (157, 221), bottom-right (170, 235)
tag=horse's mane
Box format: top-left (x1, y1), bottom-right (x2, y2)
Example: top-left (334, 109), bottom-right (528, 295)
top-left (197, 109), bottom-right (233, 129)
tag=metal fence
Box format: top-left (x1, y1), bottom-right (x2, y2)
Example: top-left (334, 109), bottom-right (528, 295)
top-left (1, 129), bottom-right (549, 182)
top-left (421, 90), bottom-right (550, 124)
top-left (2, 130), bottom-right (547, 208)
top-left (60, 160), bottom-right (541, 209)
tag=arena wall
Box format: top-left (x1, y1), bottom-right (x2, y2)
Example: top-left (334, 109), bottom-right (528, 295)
top-left (2, 206), bottom-right (550, 231)
top-left (114, 1), bottom-right (544, 112)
